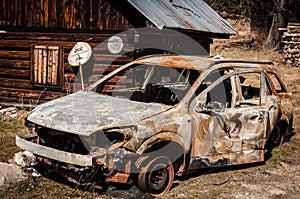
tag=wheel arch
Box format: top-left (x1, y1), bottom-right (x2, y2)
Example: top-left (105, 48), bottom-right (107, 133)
top-left (136, 131), bottom-right (187, 173)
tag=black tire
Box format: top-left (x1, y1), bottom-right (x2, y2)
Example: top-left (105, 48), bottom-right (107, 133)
top-left (288, 117), bottom-right (294, 134)
top-left (267, 125), bottom-right (284, 149)
top-left (138, 156), bottom-right (174, 196)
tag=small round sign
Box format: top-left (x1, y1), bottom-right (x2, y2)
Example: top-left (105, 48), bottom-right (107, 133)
top-left (68, 42), bottom-right (92, 66)
top-left (107, 36), bottom-right (123, 54)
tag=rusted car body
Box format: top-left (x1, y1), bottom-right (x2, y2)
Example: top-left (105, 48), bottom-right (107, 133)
top-left (16, 55), bottom-right (294, 196)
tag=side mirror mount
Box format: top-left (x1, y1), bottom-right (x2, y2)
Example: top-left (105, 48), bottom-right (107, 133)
top-left (203, 101), bottom-right (225, 112)
top-left (194, 94), bottom-right (207, 113)
top-left (194, 93), bottom-right (225, 113)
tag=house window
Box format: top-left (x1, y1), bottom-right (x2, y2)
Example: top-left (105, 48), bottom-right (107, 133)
top-left (31, 45), bottom-right (63, 88)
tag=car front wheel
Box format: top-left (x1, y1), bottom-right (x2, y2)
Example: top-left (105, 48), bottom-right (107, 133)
top-left (138, 156), bottom-right (174, 196)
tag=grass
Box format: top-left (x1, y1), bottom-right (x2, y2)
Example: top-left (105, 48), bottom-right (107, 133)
top-left (0, 114), bottom-right (28, 162)
top-left (0, 177), bottom-right (108, 199)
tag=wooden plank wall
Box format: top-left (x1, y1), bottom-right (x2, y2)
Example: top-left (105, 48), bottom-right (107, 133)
top-left (0, 31), bottom-right (134, 107)
top-left (0, 0), bottom-right (213, 107)
top-left (0, 0), bottom-right (144, 31)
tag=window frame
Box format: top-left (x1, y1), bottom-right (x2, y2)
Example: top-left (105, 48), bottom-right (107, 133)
top-left (266, 72), bottom-right (287, 94)
top-left (30, 45), bottom-right (64, 89)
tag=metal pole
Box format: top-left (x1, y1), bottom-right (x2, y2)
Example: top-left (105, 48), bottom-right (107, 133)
top-left (79, 64), bottom-right (84, 90)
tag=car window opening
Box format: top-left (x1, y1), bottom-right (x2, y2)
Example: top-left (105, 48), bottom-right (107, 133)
top-left (93, 64), bottom-right (201, 105)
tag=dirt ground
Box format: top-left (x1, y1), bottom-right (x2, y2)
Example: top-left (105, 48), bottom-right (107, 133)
top-left (0, 20), bottom-right (300, 198)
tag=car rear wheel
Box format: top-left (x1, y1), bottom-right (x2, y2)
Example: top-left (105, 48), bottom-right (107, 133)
top-left (268, 125), bottom-right (284, 148)
top-left (138, 156), bottom-right (174, 196)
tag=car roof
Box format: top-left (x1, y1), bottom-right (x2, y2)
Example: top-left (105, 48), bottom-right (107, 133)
top-left (134, 54), bottom-right (276, 72)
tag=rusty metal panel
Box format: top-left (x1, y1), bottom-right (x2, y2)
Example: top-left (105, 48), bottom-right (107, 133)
top-left (16, 136), bottom-right (94, 166)
top-left (26, 90), bottom-right (168, 136)
top-left (127, 0), bottom-right (236, 35)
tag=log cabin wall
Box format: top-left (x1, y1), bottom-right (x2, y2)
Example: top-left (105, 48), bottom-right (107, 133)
top-left (0, 31), bottom-right (135, 107)
top-left (0, 0), bottom-right (145, 31)
top-left (0, 0), bottom-right (219, 107)
top-left (0, 0), bottom-right (143, 107)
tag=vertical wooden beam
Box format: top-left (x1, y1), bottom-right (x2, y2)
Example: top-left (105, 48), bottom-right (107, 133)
top-left (0, 1), bottom-right (6, 25)
top-left (94, 0), bottom-right (101, 30)
top-left (10, 0), bottom-right (14, 26)
top-left (50, 0), bottom-right (57, 28)
top-left (57, 0), bottom-right (64, 28)
top-left (37, 48), bottom-right (42, 84)
top-left (44, 0), bottom-right (49, 28)
top-left (20, 0), bottom-right (25, 26)
top-left (17, 0), bottom-right (21, 25)
top-left (98, 0), bottom-right (105, 30)
top-left (32, 46), bottom-right (38, 84)
top-left (59, 47), bottom-right (64, 89)
top-left (104, 1), bottom-right (110, 30)
top-left (110, 3), bottom-right (117, 30)
top-left (48, 48), bottom-right (53, 84)
top-left (82, 0), bottom-right (90, 30)
top-left (26, 0), bottom-right (31, 27)
top-left (51, 46), bottom-right (59, 85)
top-left (89, 0), bottom-right (93, 30)
top-left (6, 0), bottom-right (10, 26)
top-left (42, 48), bottom-right (47, 84)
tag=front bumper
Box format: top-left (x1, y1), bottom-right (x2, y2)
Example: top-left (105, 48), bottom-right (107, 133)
top-left (16, 136), bottom-right (95, 166)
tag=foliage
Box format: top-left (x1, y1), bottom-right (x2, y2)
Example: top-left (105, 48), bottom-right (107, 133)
top-left (203, 0), bottom-right (243, 15)
top-left (205, 0), bottom-right (300, 47)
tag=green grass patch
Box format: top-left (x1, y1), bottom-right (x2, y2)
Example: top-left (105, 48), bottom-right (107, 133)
top-left (0, 115), bottom-right (28, 162)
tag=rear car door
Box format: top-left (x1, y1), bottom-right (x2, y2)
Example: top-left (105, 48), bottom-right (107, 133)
top-left (233, 71), bottom-right (279, 157)
top-left (189, 69), bottom-right (275, 169)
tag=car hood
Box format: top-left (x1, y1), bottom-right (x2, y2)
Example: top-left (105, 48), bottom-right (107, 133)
top-left (27, 91), bottom-right (169, 136)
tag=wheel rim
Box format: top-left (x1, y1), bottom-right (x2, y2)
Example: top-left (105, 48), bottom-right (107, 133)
top-left (148, 163), bottom-right (170, 193)
top-left (138, 156), bottom-right (174, 196)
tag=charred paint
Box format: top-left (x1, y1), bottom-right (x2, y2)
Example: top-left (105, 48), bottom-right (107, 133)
top-left (15, 55), bottom-right (294, 196)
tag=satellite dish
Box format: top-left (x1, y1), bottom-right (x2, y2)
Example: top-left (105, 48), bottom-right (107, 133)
top-left (107, 36), bottom-right (123, 54)
top-left (68, 42), bottom-right (92, 66)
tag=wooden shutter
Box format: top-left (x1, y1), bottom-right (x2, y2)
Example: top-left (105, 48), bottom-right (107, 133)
top-left (31, 45), bottom-right (63, 88)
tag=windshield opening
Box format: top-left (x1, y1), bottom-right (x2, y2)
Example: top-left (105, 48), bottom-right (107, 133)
top-left (91, 64), bottom-right (201, 105)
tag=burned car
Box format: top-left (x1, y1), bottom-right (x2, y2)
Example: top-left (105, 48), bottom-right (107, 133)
top-left (16, 55), bottom-right (293, 196)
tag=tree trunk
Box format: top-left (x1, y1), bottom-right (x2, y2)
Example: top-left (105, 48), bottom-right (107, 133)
top-left (249, 1), bottom-right (270, 35)
top-left (265, 0), bottom-right (289, 48)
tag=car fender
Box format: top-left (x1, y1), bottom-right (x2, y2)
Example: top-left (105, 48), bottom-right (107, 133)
top-left (136, 131), bottom-right (186, 155)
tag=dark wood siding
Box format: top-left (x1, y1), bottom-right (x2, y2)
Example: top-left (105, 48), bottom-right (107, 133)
top-left (0, 0), bottom-right (145, 31)
top-left (0, 0), bottom-right (216, 107)
top-left (0, 31), bottom-right (134, 107)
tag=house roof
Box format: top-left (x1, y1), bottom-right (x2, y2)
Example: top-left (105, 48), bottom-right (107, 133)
top-left (127, 0), bottom-right (236, 36)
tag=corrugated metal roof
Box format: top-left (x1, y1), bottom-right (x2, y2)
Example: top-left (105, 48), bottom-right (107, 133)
top-left (127, 0), bottom-right (236, 36)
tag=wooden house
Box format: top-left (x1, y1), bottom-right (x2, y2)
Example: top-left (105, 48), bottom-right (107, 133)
top-left (0, 0), bottom-right (235, 107)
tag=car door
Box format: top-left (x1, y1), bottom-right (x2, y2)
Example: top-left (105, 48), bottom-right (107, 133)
top-left (189, 70), bottom-right (243, 168)
top-left (189, 70), bottom-right (270, 169)
top-left (236, 72), bottom-right (279, 153)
